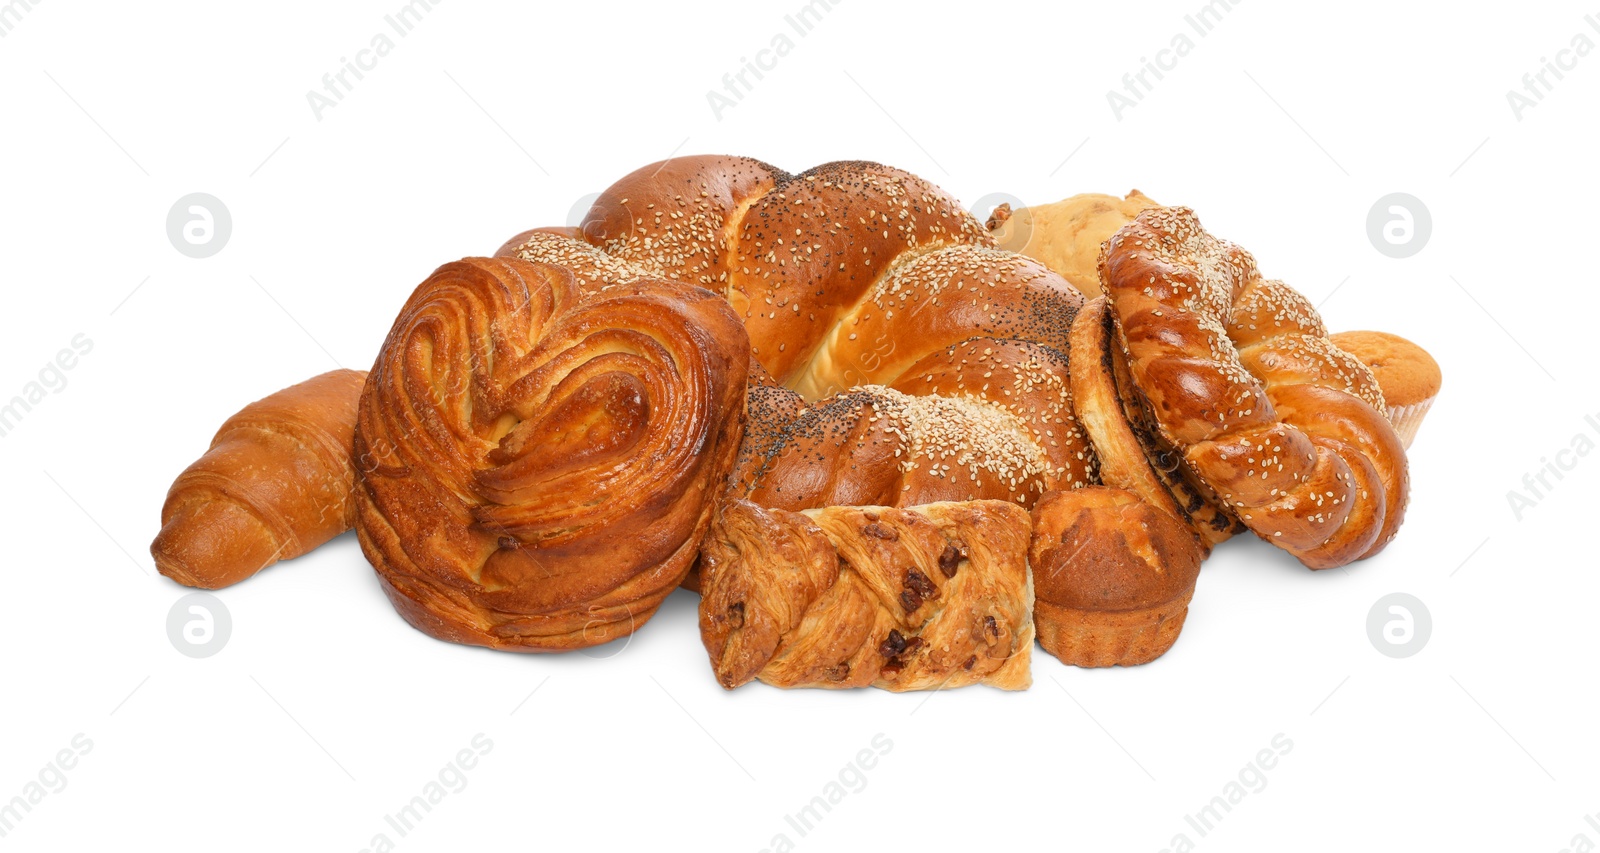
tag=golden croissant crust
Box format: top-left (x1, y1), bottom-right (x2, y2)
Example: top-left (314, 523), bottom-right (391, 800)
top-left (152, 369), bottom-right (368, 588)
top-left (699, 499), bottom-right (1034, 691)
top-left (353, 257), bottom-right (750, 651)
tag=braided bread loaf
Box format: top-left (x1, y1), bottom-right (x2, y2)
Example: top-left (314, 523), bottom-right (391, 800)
top-left (353, 257), bottom-right (749, 650)
top-left (500, 156), bottom-right (1095, 511)
top-left (1099, 207), bottom-right (1408, 568)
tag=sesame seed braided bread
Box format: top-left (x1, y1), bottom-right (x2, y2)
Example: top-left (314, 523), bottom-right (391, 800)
top-left (499, 156), bottom-right (1095, 514)
top-left (1099, 207), bottom-right (1409, 569)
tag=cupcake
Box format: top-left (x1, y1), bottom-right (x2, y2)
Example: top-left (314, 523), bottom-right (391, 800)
top-left (1328, 331), bottom-right (1442, 449)
top-left (1029, 487), bottom-right (1204, 668)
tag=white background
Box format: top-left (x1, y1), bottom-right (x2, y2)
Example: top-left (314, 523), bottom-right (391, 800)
top-left (1, 1), bottom-right (1595, 850)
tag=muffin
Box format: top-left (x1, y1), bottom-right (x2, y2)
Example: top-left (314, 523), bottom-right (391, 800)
top-left (1328, 330), bottom-right (1441, 449)
top-left (1029, 488), bottom-right (1204, 668)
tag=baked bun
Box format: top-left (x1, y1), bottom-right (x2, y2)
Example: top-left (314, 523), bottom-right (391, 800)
top-left (354, 258), bottom-right (749, 651)
top-left (1328, 331), bottom-right (1441, 449)
top-left (988, 191), bottom-right (1160, 296)
top-left (1029, 487), bottom-right (1203, 667)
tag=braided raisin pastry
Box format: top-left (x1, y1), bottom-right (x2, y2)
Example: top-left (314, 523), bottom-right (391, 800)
top-left (699, 499), bottom-right (1034, 691)
top-left (1099, 207), bottom-right (1408, 568)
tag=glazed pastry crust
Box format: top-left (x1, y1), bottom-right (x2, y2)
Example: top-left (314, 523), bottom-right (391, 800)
top-left (354, 258), bottom-right (750, 651)
top-left (1099, 208), bottom-right (1408, 568)
top-left (152, 369), bottom-right (368, 589)
top-left (501, 157), bottom-right (1096, 515)
top-left (699, 499), bottom-right (1033, 691)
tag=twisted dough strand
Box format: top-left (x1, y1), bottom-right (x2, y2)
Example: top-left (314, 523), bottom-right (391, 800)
top-left (501, 156), bottom-right (1094, 514)
top-left (1100, 208), bottom-right (1408, 568)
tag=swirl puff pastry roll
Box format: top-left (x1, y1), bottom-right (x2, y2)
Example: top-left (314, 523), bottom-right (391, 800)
top-left (354, 257), bottom-right (749, 651)
top-left (699, 499), bottom-right (1034, 691)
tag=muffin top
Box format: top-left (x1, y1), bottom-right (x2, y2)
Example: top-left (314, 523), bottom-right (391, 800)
top-left (1029, 487), bottom-right (1203, 612)
top-left (1329, 330), bottom-right (1442, 408)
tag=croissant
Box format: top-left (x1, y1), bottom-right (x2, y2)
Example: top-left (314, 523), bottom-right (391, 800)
top-left (353, 257), bottom-right (749, 651)
top-left (698, 499), bottom-right (1034, 691)
top-left (501, 156), bottom-right (1095, 512)
top-left (1099, 207), bottom-right (1409, 568)
top-left (151, 369), bottom-right (367, 588)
